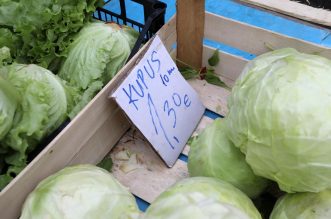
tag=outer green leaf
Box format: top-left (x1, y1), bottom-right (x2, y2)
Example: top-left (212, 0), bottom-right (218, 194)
top-left (188, 119), bottom-right (268, 198)
top-left (0, 0), bottom-right (21, 27)
top-left (0, 47), bottom-right (20, 141)
top-left (97, 157), bottom-right (113, 171)
top-left (208, 49), bottom-right (220, 66)
top-left (0, 46), bottom-right (11, 65)
top-left (67, 81), bottom-right (103, 119)
top-left (205, 68), bottom-right (230, 89)
top-left (0, 174), bottom-right (12, 190)
top-left (179, 67), bottom-right (199, 80)
top-left (0, 28), bottom-right (21, 59)
top-left (0, 76), bottom-right (20, 140)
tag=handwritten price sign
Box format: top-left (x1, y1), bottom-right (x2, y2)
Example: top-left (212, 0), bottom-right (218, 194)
top-left (111, 36), bottom-right (205, 167)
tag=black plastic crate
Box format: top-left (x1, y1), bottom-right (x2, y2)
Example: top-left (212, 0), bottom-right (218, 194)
top-left (93, 0), bottom-right (167, 60)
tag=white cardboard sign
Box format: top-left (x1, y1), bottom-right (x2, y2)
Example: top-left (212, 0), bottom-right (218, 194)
top-left (111, 36), bottom-right (205, 167)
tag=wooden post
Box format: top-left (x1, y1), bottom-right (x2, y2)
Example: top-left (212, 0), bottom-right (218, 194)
top-left (176, 0), bottom-right (205, 70)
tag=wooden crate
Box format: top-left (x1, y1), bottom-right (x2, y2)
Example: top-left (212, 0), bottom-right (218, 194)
top-left (2, 8), bottom-right (331, 219)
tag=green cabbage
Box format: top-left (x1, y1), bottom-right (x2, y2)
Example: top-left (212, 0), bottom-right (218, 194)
top-left (59, 22), bottom-right (137, 89)
top-left (188, 119), bottom-right (268, 198)
top-left (0, 0), bottom-right (103, 68)
top-left (225, 48), bottom-right (331, 193)
top-left (143, 177), bottom-right (262, 219)
top-left (58, 22), bottom-right (138, 118)
top-left (0, 63), bottom-right (68, 171)
top-left (20, 165), bottom-right (140, 219)
top-left (270, 189), bottom-right (331, 219)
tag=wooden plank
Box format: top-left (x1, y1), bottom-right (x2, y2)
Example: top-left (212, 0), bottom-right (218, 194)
top-left (177, 0), bottom-right (205, 69)
top-left (204, 12), bottom-right (331, 59)
top-left (239, 0), bottom-right (331, 27)
top-left (158, 15), bottom-right (176, 53)
top-left (189, 79), bottom-right (231, 116)
top-left (157, 15), bottom-right (176, 41)
top-left (69, 108), bottom-right (129, 165)
top-left (111, 129), bottom-right (189, 203)
top-left (164, 31), bottom-right (177, 55)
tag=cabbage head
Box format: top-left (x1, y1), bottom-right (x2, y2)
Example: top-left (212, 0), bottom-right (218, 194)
top-left (20, 164), bottom-right (140, 219)
top-left (143, 177), bottom-right (262, 219)
top-left (0, 63), bottom-right (68, 168)
top-left (226, 48), bottom-right (331, 193)
top-left (188, 119), bottom-right (268, 198)
top-left (58, 22), bottom-right (138, 118)
top-left (270, 189), bottom-right (331, 219)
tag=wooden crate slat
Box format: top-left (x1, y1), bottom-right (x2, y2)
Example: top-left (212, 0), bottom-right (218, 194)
top-left (158, 15), bottom-right (177, 53)
top-left (204, 12), bottom-right (331, 59)
top-left (239, 0), bottom-right (331, 27)
top-left (164, 31), bottom-right (177, 54)
top-left (69, 108), bottom-right (129, 165)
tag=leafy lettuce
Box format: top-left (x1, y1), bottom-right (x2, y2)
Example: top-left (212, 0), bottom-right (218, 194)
top-left (0, 60), bottom-right (70, 188)
top-left (0, 0), bottom-right (104, 69)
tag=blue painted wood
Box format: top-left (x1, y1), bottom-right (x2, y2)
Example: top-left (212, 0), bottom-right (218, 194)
top-left (204, 108), bottom-right (223, 119)
top-left (104, 0), bottom-right (331, 47)
top-left (135, 196), bottom-right (150, 211)
top-left (204, 0), bottom-right (331, 46)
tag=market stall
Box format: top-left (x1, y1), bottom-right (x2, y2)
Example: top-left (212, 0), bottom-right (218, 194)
top-left (1, 0), bottom-right (331, 218)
